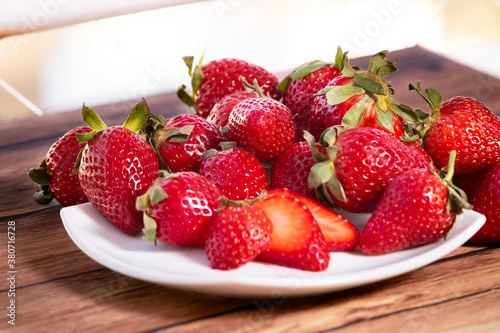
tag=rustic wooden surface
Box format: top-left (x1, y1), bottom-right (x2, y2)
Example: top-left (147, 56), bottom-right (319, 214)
top-left (1, 45), bottom-right (499, 333)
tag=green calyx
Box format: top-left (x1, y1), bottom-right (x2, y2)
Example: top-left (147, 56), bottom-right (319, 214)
top-left (72, 98), bottom-right (153, 175)
top-left (177, 55), bottom-right (205, 113)
top-left (122, 98), bottom-right (152, 133)
top-left (28, 158), bottom-right (54, 205)
top-left (203, 141), bottom-right (238, 160)
top-left (136, 170), bottom-right (180, 245)
top-left (405, 81), bottom-right (442, 140)
top-left (304, 128), bottom-right (348, 206)
top-left (318, 47), bottom-right (422, 140)
top-left (217, 191), bottom-right (268, 210)
top-left (277, 59), bottom-right (335, 94)
top-left (77, 98), bottom-right (151, 143)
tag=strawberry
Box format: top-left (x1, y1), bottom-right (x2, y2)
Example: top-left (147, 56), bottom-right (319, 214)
top-left (177, 57), bottom-right (281, 118)
top-left (28, 126), bottom-right (93, 207)
top-left (227, 95), bottom-right (295, 162)
top-left (359, 153), bottom-right (470, 255)
top-left (409, 83), bottom-right (500, 174)
top-left (205, 205), bottom-right (272, 270)
top-left (307, 126), bottom-right (432, 213)
top-left (266, 189), bottom-right (359, 251)
top-left (155, 114), bottom-right (224, 173)
top-left (425, 110), bottom-right (500, 174)
top-left (440, 96), bottom-right (500, 127)
top-left (137, 171), bottom-right (223, 247)
top-left (277, 60), bottom-right (341, 141)
top-left (308, 48), bottom-right (416, 141)
top-left (270, 141), bottom-right (323, 199)
top-left (198, 146), bottom-right (269, 200)
top-left (206, 90), bottom-right (259, 131)
top-left (469, 163), bottom-right (500, 243)
top-left (254, 193), bottom-right (330, 271)
top-left (77, 100), bottom-right (160, 236)
top-left (452, 170), bottom-right (488, 201)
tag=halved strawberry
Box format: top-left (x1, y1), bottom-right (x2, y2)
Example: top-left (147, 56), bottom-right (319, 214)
top-left (254, 194), bottom-right (329, 271)
top-left (205, 205), bottom-right (272, 270)
top-left (266, 189), bottom-right (359, 251)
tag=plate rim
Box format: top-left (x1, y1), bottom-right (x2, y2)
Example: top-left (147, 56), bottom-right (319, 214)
top-left (60, 202), bottom-right (486, 297)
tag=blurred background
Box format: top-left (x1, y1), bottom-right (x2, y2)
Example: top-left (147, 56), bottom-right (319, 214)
top-left (1, 0), bottom-right (500, 121)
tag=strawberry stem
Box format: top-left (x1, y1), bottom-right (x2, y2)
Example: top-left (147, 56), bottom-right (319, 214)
top-left (241, 77), bottom-right (267, 98)
top-left (438, 150), bottom-right (473, 215)
top-left (443, 150), bottom-right (456, 183)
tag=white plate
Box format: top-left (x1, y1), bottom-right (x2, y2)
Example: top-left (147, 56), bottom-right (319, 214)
top-left (60, 203), bottom-right (485, 298)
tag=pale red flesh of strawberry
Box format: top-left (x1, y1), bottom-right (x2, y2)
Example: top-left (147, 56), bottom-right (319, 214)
top-left (266, 189), bottom-right (359, 251)
top-left (255, 195), bottom-right (330, 271)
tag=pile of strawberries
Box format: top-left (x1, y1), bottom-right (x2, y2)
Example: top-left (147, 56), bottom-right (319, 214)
top-left (29, 47), bottom-right (500, 272)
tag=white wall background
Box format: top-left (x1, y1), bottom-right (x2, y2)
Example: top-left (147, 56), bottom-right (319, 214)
top-left (1, 0), bottom-right (500, 120)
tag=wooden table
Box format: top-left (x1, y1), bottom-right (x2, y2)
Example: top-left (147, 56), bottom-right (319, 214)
top-left (1, 46), bottom-right (499, 332)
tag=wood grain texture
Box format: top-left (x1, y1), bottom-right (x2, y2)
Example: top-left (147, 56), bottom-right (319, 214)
top-left (0, 46), bottom-right (499, 333)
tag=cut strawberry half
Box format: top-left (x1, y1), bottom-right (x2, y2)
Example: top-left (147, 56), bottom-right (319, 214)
top-left (254, 194), bottom-right (329, 271)
top-left (266, 189), bottom-right (359, 251)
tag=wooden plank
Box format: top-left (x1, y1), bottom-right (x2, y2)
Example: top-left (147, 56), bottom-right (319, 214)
top-left (0, 93), bottom-right (187, 148)
top-left (1, 207), bottom-right (103, 286)
top-left (148, 247), bottom-right (500, 333)
top-left (0, 269), bottom-right (255, 333)
top-left (4, 247), bottom-right (498, 332)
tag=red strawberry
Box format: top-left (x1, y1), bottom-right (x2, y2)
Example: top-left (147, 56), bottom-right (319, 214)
top-left (198, 147), bottom-right (269, 200)
top-left (308, 48), bottom-right (415, 141)
top-left (277, 60), bottom-right (341, 141)
top-left (359, 156), bottom-right (470, 255)
top-left (452, 169), bottom-right (488, 201)
top-left (156, 114), bottom-right (224, 173)
top-left (206, 90), bottom-right (259, 131)
top-left (440, 96), bottom-right (500, 127)
top-left (77, 100), bottom-right (160, 236)
top-left (227, 97), bottom-right (295, 162)
top-left (308, 126), bottom-right (432, 213)
top-left (266, 189), bottom-right (359, 251)
top-left (177, 57), bottom-right (281, 118)
top-left (137, 171), bottom-right (223, 247)
top-left (410, 84), bottom-right (500, 174)
top-left (29, 126), bottom-right (93, 206)
top-left (205, 205), bottom-right (272, 270)
top-left (424, 110), bottom-right (500, 174)
top-left (254, 193), bottom-right (330, 271)
top-left (469, 163), bottom-right (500, 243)
top-left (270, 141), bottom-right (323, 199)
top-left (403, 140), bottom-right (433, 164)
